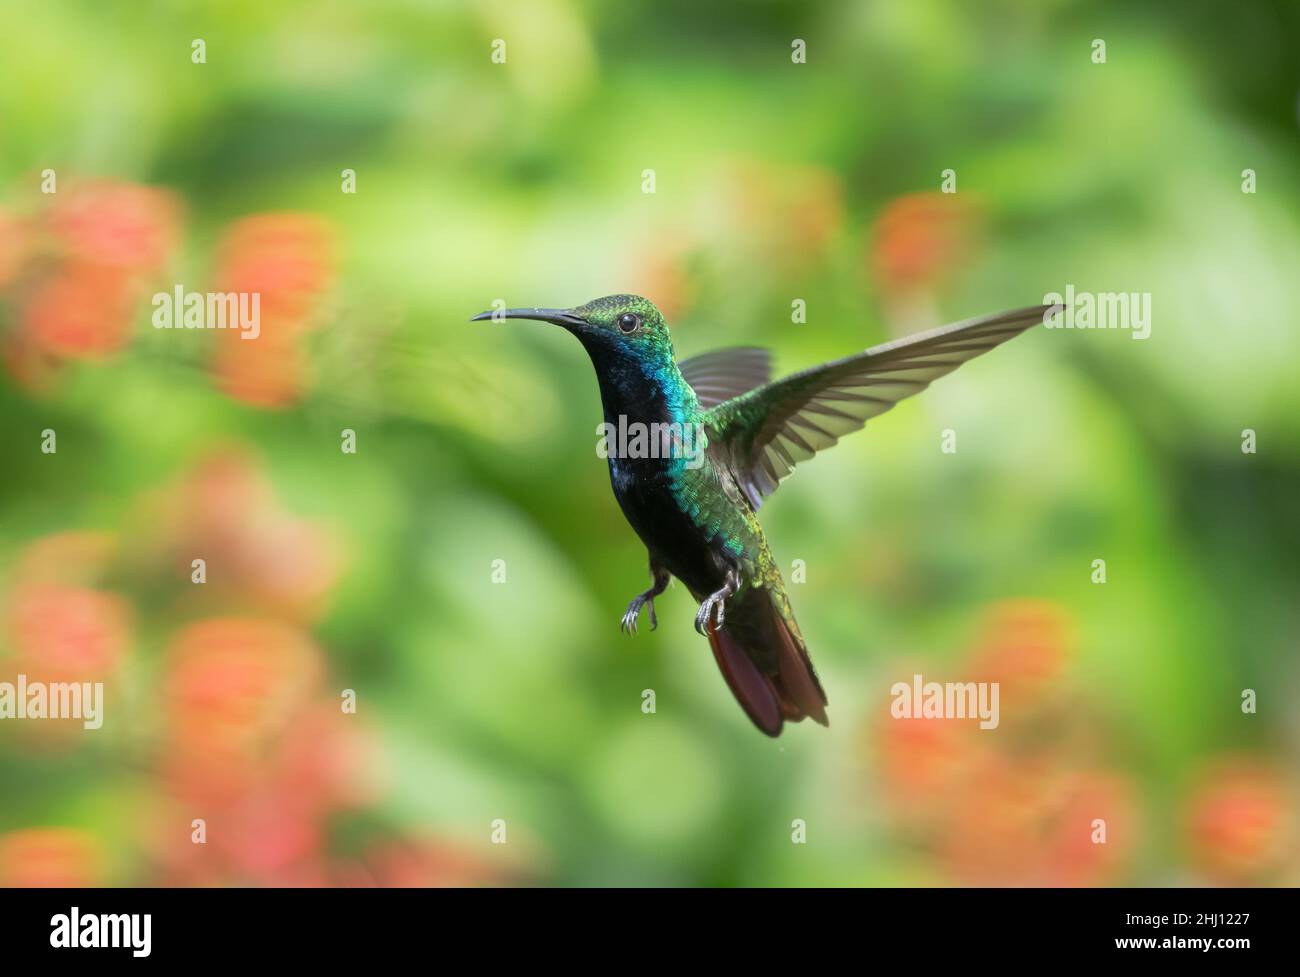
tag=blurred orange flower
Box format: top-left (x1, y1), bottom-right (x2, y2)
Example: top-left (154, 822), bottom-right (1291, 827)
top-left (211, 329), bottom-right (310, 408)
top-left (133, 451), bottom-right (340, 621)
top-left (214, 213), bottom-right (334, 329)
top-left (163, 617), bottom-right (324, 787)
top-left (5, 583), bottom-right (131, 680)
top-left (1042, 770), bottom-right (1136, 886)
top-left (871, 599), bottom-right (1136, 886)
top-left (209, 213), bottom-right (335, 407)
top-left (149, 614), bottom-right (381, 885)
top-left (47, 180), bottom-right (180, 273)
top-left (147, 792), bottom-right (326, 887)
top-left (21, 260), bottom-right (141, 357)
top-left (214, 792), bottom-right (324, 876)
top-left (938, 764), bottom-right (1135, 886)
top-left (1187, 759), bottom-right (1296, 883)
top-left (0, 828), bottom-right (103, 887)
top-left (967, 599), bottom-right (1074, 715)
top-left (873, 713), bottom-right (988, 829)
top-left (275, 701), bottom-right (385, 812)
top-left (4, 179), bottom-right (181, 368)
top-left (870, 191), bottom-right (978, 296)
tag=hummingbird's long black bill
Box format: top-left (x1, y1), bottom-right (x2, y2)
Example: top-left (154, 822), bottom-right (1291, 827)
top-left (470, 308), bottom-right (589, 327)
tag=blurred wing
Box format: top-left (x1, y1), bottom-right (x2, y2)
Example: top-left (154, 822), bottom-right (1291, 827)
top-left (704, 304), bottom-right (1056, 508)
top-left (678, 347), bottom-right (772, 409)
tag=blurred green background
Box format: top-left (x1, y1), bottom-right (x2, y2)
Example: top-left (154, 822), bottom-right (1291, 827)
top-left (0, 0), bottom-right (1297, 886)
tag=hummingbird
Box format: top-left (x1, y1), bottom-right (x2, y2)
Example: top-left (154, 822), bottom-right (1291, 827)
top-left (472, 295), bottom-right (1056, 736)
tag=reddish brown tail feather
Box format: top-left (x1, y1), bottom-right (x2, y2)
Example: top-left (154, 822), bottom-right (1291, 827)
top-left (706, 592), bottom-right (828, 737)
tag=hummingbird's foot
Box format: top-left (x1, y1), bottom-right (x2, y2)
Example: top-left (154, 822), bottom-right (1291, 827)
top-left (620, 593), bottom-right (658, 635)
top-left (694, 567), bottom-right (740, 636)
top-left (694, 597), bottom-right (722, 635)
top-left (622, 560), bottom-right (671, 636)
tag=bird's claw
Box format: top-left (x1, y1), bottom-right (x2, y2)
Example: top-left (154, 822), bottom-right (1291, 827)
top-left (620, 595), bottom-right (657, 635)
top-left (694, 568), bottom-right (738, 636)
top-left (694, 594), bottom-right (726, 635)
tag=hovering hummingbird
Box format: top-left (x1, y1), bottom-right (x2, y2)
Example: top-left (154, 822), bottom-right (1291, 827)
top-left (473, 296), bottom-right (1055, 736)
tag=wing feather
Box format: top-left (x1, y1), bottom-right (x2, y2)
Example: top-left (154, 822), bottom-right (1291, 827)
top-left (677, 347), bottom-right (772, 409)
top-left (703, 304), bottom-right (1057, 508)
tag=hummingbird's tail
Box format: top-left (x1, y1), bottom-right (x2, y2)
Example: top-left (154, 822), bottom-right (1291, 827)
top-left (706, 585), bottom-right (828, 737)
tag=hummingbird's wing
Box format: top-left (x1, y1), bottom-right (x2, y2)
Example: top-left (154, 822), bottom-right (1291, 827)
top-left (703, 304), bottom-right (1057, 509)
top-left (677, 347), bottom-right (772, 409)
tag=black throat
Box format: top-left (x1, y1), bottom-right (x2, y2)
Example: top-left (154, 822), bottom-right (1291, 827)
top-left (577, 331), bottom-right (676, 429)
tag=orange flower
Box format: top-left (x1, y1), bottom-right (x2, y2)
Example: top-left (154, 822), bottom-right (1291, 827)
top-left (137, 451), bottom-right (340, 619)
top-left (146, 792), bottom-right (326, 886)
top-left (210, 328), bottom-right (309, 408)
top-left (869, 601), bottom-right (1137, 885)
top-left (936, 764), bottom-right (1135, 886)
top-left (0, 828), bottom-right (102, 887)
top-left (179, 449), bottom-right (273, 517)
top-left (214, 213), bottom-right (334, 329)
top-left (20, 260), bottom-right (141, 357)
top-left (937, 754), bottom-right (1049, 884)
top-left (207, 213), bottom-right (334, 407)
top-left (874, 712), bottom-right (989, 826)
top-left (275, 701), bottom-right (385, 811)
top-left (162, 618), bottom-right (324, 792)
top-left (5, 583), bottom-right (130, 680)
top-left (870, 191), bottom-right (977, 296)
top-left (47, 180), bottom-right (179, 273)
top-left (148, 617), bottom-right (373, 884)
top-left (967, 599), bottom-right (1073, 715)
top-left (215, 793), bottom-right (323, 876)
top-left (1187, 759), bottom-right (1296, 882)
top-left (6, 181), bottom-right (178, 364)
top-left (1039, 769), bottom-right (1136, 886)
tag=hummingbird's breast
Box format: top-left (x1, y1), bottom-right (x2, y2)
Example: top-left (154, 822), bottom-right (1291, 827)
top-left (589, 346), bottom-right (766, 596)
top-left (606, 449), bottom-right (766, 600)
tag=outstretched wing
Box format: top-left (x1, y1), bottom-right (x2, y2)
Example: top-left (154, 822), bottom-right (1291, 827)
top-left (703, 304), bottom-right (1057, 509)
top-left (678, 347), bottom-right (772, 409)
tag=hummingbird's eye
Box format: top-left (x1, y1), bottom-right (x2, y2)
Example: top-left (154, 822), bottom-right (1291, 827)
top-left (617, 313), bottom-right (642, 334)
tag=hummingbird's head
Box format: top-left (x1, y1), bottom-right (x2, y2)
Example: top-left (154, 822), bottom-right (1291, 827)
top-left (471, 294), bottom-right (674, 363)
top-left (473, 294), bottom-right (692, 418)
